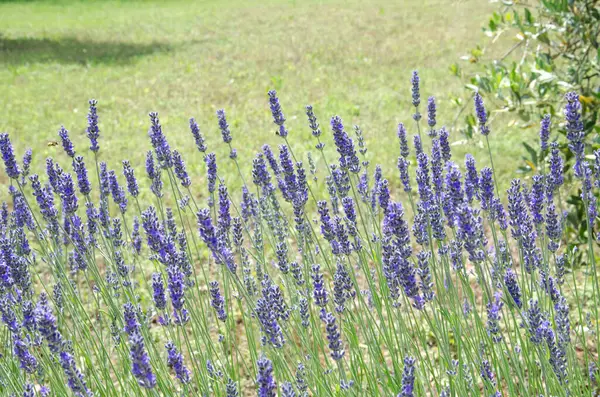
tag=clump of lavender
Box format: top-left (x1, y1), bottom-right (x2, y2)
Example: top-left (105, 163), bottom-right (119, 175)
top-left (0, 73), bottom-right (595, 397)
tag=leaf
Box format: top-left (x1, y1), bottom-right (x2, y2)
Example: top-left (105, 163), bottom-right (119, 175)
top-left (522, 141), bottom-right (538, 166)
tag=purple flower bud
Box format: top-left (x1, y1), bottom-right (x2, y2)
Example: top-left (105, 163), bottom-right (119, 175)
top-left (152, 272), bottom-right (166, 311)
top-left (312, 264), bottom-right (328, 307)
top-left (399, 356), bottom-right (416, 397)
top-left (122, 160), bottom-right (139, 197)
top-left (205, 153), bottom-right (218, 195)
top-left (165, 341), bottom-right (191, 384)
top-left (486, 291), bottom-right (503, 343)
top-left (60, 351), bottom-right (94, 396)
top-left (411, 71), bottom-right (421, 121)
top-left (86, 99), bottom-right (100, 153)
top-left (209, 280), bottom-right (227, 322)
top-left (438, 126), bottom-right (451, 162)
top-left (427, 96), bottom-right (437, 134)
top-left (257, 355), bottom-right (277, 397)
top-left (473, 92), bottom-right (490, 136)
top-left (189, 117), bottom-right (207, 152)
top-left (217, 109), bottom-right (232, 143)
top-left (173, 150), bottom-right (191, 188)
top-left (565, 92), bottom-right (584, 176)
top-left (539, 114), bottom-right (551, 152)
top-left (320, 309), bottom-right (345, 360)
top-left (464, 154), bottom-right (479, 203)
top-left (0, 133), bottom-right (20, 179)
top-left (148, 112), bottom-right (172, 168)
top-left (397, 123), bottom-right (410, 158)
top-left (268, 90), bottom-right (288, 137)
top-left (504, 269), bottom-right (522, 308)
top-left (59, 126), bottom-right (76, 158)
top-left (331, 116), bottom-right (360, 173)
top-left (72, 156), bottom-right (91, 196)
top-left (397, 157), bottom-right (411, 193)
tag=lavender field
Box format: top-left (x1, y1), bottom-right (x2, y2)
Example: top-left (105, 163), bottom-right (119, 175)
top-left (0, 69), bottom-right (598, 396)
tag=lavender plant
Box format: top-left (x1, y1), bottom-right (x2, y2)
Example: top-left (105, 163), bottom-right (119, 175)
top-left (0, 73), bottom-right (598, 396)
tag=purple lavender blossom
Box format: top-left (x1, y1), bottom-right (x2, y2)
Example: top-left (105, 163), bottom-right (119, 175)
top-left (306, 105), bottom-right (322, 139)
top-left (58, 173), bottom-right (78, 214)
top-left (165, 341), bottom-right (191, 384)
top-left (0, 133), bottom-right (20, 179)
top-left (528, 174), bottom-right (545, 225)
top-left (209, 280), bottom-right (227, 322)
top-left (416, 153), bottom-right (432, 207)
top-left (167, 264), bottom-right (188, 324)
top-left (85, 99), bottom-right (100, 152)
top-left (411, 71), bottom-right (421, 121)
top-left (35, 293), bottom-right (64, 353)
top-left (23, 383), bottom-right (35, 397)
top-left (312, 264), bottom-right (328, 307)
top-left (417, 251), bottom-right (434, 302)
top-left (60, 351), bottom-right (94, 396)
top-left (148, 112), bottom-right (172, 168)
top-left (397, 123), bottom-right (410, 158)
top-left (504, 269), bottom-right (522, 308)
top-left (413, 135), bottom-right (423, 156)
top-left (547, 142), bottom-right (564, 192)
top-left (226, 378), bottom-right (239, 397)
top-left (281, 382), bottom-right (296, 397)
top-left (123, 303), bottom-right (156, 388)
top-left (205, 153), bottom-right (218, 195)
top-left (59, 126), bottom-right (76, 158)
top-left (189, 117), bottom-right (207, 153)
top-left (13, 334), bottom-right (38, 374)
top-left (108, 170), bottom-right (128, 213)
top-left (152, 272), bottom-right (167, 311)
top-left (257, 355), bottom-right (277, 397)
top-left (398, 356), bottom-right (416, 397)
top-left (427, 96), bottom-right (437, 135)
top-left (479, 167), bottom-right (494, 212)
top-left (72, 155), bottom-right (91, 195)
top-left (268, 90), bottom-right (288, 137)
top-left (473, 92), bottom-right (490, 136)
top-left (464, 154), bottom-right (479, 203)
top-left (397, 157), bottom-right (411, 193)
top-left (320, 310), bottom-right (345, 360)
top-left (173, 150), bottom-right (191, 188)
top-left (539, 114), bottom-right (551, 152)
top-left (122, 160), bottom-right (139, 197)
top-left (330, 116), bottom-right (360, 173)
top-left (486, 292), bottom-right (503, 343)
top-left (217, 109), bottom-right (232, 143)
top-left (438, 126), bottom-right (451, 162)
top-left (443, 162), bottom-right (463, 227)
top-left (565, 92), bottom-right (585, 177)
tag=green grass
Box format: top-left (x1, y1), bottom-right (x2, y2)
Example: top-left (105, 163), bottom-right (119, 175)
top-left (0, 0), bottom-right (530, 195)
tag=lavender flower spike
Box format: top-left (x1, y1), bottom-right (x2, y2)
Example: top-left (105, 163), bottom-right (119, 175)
top-left (269, 90), bottom-right (288, 137)
top-left (59, 126), bottom-right (76, 157)
top-left (217, 109), bottom-right (232, 143)
top-left (257, 355), bottom-right (277, 397)
top-left (86, 99), bottom-right (100, 152)
top-left (189, 117), bottom-right (207, 152)
top-left (473, 92), bottom-right (490, 136)
top-left (398, 356), bottom-right (416, 397)
top-left (539, 114), bottom-right (551, 152)
top-left (0, 133), bottom-right (20, 179)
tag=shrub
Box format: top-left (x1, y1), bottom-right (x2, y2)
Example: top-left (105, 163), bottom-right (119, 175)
top-left (0, 73), bottom-right (598, 396)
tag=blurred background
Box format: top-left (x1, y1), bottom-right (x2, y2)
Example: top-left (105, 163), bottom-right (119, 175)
top-left (2, 0), bottom-right (591, 196)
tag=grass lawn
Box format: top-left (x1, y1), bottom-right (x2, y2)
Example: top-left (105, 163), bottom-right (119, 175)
top-left (0, 0), bottom-right (535, 198)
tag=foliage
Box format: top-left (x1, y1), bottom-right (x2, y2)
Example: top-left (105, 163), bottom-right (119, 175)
top-left (452, 0), bottom-right (600, 261)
